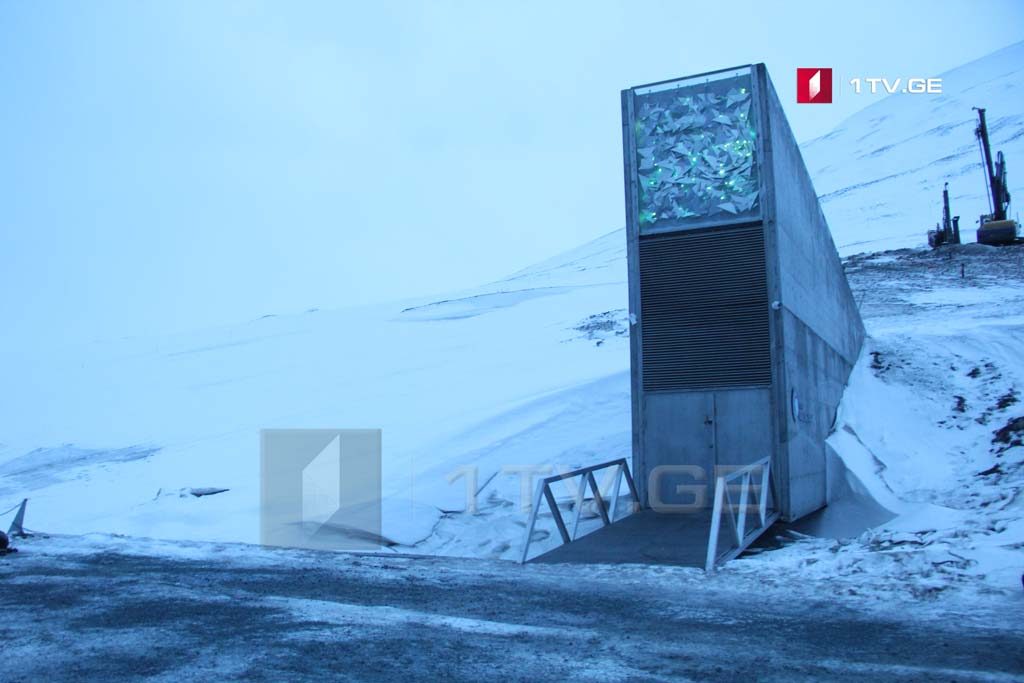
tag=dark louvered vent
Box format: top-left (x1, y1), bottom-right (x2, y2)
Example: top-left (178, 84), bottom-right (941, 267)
top-left (639, 224), bottom-right (770, 391)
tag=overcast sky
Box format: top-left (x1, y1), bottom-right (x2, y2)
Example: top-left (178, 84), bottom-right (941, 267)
top-left (2, 1), bottom-right (1022, 347)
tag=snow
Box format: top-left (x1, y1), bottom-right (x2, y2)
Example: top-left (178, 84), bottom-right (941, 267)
top-left (757, 246), bottom-right (1024, 599)
top-left (269, 596), bottom-right (579, 638)
top-left (9, 532), bottom-right (1020, 682)
top-left (802, 41), bottom-right (1024, 255)
top-left (908, 284), bottom-right (1022, 306)
top-left (2, 43), bottom-right (1024, 610)
top-left (0, 247), bottom-right (632, 553)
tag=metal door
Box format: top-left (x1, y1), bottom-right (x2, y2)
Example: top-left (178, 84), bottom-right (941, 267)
top-left (642, 392), bottom-right (715, 511)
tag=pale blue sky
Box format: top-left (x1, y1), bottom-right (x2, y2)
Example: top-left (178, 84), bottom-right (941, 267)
top-left (2, 1), bottom-right (1021, 347)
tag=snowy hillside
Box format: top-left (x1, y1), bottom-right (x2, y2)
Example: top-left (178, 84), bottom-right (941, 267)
top-left (0, 228), bottom-right (632, 553)
top-left (2, 43), bottom-right (1024, 603)
top-left (803, 40), bottom-right (1024, 255)
top-left (748, 244), bottom-right (1024, 598)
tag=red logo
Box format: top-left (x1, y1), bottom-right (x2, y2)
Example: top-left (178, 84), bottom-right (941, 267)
top-left (796, 68), bottom-right (833, 103)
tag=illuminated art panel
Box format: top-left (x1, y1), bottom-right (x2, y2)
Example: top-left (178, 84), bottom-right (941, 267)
top-left (632, 67), bottom-right (760, 231)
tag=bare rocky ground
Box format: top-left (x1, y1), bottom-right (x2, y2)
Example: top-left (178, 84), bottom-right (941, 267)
top-left (0, 534), bottom-right (1022, 682)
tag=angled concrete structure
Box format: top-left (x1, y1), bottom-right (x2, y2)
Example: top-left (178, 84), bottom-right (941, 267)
top-left (622, 64), bottom-right (864, 524)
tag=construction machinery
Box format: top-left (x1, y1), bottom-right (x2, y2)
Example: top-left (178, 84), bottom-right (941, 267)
top-left (974, 107), bottom-right (1020, 245)
top-left (927, 182), bottom-right (961, 248)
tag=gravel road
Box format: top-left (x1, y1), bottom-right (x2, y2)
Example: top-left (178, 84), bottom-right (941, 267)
top-left (0, 537), bottom-right (1021, 682)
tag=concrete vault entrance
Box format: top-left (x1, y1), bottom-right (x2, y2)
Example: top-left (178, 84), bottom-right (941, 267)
top-left (527, 64), bottom-right (864, 568)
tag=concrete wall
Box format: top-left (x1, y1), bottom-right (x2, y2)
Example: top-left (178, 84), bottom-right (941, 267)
top-left (778, 312), bottom-right (856, 517)
top-left (761, 69), bottom-right (864, 366)
top-left (759, 66), bottom-right (866, 519)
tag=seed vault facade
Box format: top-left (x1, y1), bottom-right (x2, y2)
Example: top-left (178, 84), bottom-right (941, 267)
top-left (622, 64), bottom-right (865, 522)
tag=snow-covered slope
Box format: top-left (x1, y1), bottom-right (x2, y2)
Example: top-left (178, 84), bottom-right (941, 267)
top-left (746, 245), bottom-right (1024, 598)
top-left (2, 44), bottom-right (1024, 602)
top-left (803, 41), bottom-right (1024, 254)
top-left (0, 229), bottom-right (632, 554)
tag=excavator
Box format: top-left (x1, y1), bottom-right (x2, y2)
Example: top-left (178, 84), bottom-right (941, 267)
top-left (974, 107), bottom-right (1020, 245)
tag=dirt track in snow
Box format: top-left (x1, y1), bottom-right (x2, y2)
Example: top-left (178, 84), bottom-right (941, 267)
top-left (0, 538), bottom-right (1021, 682)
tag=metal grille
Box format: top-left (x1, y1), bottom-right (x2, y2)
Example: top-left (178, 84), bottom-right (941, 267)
top-left (639, 225), bottom-right (770, 391)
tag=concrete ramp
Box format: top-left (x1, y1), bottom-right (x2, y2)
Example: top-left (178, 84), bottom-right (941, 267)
top-left (524, 459), bottom-right (777, 569)
top-left (530, 509), bottom-right (712, 567)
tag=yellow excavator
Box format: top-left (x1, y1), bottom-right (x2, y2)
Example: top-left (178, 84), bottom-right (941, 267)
top-left (974, 107), bottom-right (1020, 245)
